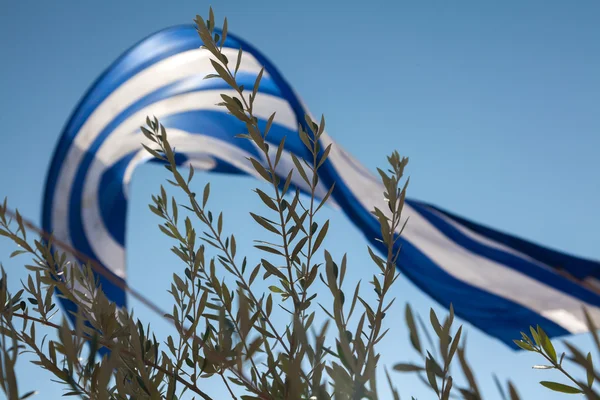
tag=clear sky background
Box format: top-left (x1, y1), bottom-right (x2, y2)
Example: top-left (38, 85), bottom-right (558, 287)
top-left (0, 0), bottom-right (599, 399)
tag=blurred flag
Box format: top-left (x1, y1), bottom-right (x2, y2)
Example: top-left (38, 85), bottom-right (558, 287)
top-left (42, 25), bottom-right (600, 347)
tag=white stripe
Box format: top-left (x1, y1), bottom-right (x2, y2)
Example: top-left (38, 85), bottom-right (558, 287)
top-left (542, 309), bottom-right (588, 333)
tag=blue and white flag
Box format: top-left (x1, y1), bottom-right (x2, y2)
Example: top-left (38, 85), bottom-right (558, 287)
top-left (42, 25), bottom-right (600, 347)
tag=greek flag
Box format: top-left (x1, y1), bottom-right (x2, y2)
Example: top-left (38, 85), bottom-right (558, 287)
top-left (42, 25), bottom-right (600, 347)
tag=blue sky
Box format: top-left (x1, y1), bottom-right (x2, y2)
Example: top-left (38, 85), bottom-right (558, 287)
top-left (0, 0), bottom-right (599, 398)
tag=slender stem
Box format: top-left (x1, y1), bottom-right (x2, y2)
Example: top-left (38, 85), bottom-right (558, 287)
top-left (226, 63), bottom-right (317, 395)
top-left (439, 372), bottom-right (447, 400)
top-left (540, 351), bottom-right (590, 393)
top-left (163, 211), bottom-right (263, 381)
top-left (363, 210), bottom-right (397, 360)
top-left (352, 180), bottom-right (400, 400)
top-left (300, 145), bottom-right (319, 322)
top-left (188, 192), bottom-right (290, 357)
top-left (221, 373), bottom-right (238, 399)
top-left (230, 70), bottom-right (301, 309)
top-left (1, 207), bottom-right (169, 319)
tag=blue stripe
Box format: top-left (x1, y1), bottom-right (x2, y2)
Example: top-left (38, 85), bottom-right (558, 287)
top-left (98, 152), bottom-right (137, 245)
top-left (100, 152), bottom-right (190, 245)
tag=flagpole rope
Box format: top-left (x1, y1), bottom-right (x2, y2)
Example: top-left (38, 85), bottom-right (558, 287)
top-left (3, 207), bottom-right (169, 319)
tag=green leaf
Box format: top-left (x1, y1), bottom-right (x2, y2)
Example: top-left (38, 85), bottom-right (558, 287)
top-left (187, 164), bottom-right (195, 183)
top-left (537, 325), bottom-right (557, 363)
top-left (10, 250), bottom-right (27, 258)
top-left (246, 121), bottom-right (264, 146)
top-left (312, 220), bottom-right (329, 255)
top-left (291, 153), bottom-right (310, 186)
top-left (249, 213), bottom-right (280, 234)
top-left (282, 170), bottom-right (294, 196)
top-left (315, 182), bottom-right (335, 213)
top-left (447, 325), bottom-right (462, 365)
top-left (513, 340), bottom-right (535, 352)
top-left (217, 212), bottom-right (223, 235)
top-left (425, 356), bottom-right (439, 395)
top-left (159, 224), bottom-right (176, 239)
top-left (249, 264), bottom-right (261, 286)
top-left (587, 352), bottom-right (594, 387)
top-left (317, 144), bottom-right (332, 170)
top-left (405, 304), bottom-right (421, 353)
top-left (529, 326), bottom-right (541, 346)
top-left (392, 363), bottom-right (423, 372)
top-left (234, 47), bottom-right (243, 77)
top-left (268, 286), bottom-right (284, 294)
top-left (254, 189), bottom-right (277, 211)
top-left (298, 126), bottom-right (311, 150)
top-left (209, 59), bottom-right (236, 88)
top-left (266, 294), bottom-right (273, 316)
top-left (508, 381), bottom-right (520, 400)
top-left (19, 390), bottom-right (38, 399)
top-left (583, 307), bottom-right (600, 354)
top-left (220, 17), bottom-right (228, 48)
top-left (539, 381), bottom-right (583, 394)
top-left (248, 157), bottom-right (271, 181)
top-left (254, 245), bottom-right (283, 256)
top-left (275, 135), bottom-right (285, 167)
top-left (208, 7), bottom-right (215, 31)
top-left (142, 143), bottom-right (165, 160)
top-left (291, 237), bottom-right (308, 261)
top-left (203, 183), bottom-right (210, 207)
top-left (231, 235), bottom-right (237, 258)
top-left (261, 259), bottom-right (287, 281)
top-left (252, 68), bottom-right (264, 103)
top-left (171, 197), bottom-right (178, 223)
top-left (429, 308), bottom-right (443, 337)
top-left (493, 374), bottom-right (507, 400)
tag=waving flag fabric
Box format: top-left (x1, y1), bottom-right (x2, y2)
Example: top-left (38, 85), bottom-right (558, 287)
top-left (42, 25), bottom-right (600, 347)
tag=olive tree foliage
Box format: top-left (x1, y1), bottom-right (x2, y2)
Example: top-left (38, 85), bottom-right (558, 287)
top-left (0, 7), bottom-right (599, 400)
